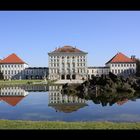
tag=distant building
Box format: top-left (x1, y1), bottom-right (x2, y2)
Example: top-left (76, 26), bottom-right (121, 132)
top-left (106, 52), bottom-right (136, 77)
top-left (0, 53), bottom-right (28, 80)
top-left (48, 46), bottom-right (88, 80)
top-left (88, 66), bottom-right (109, 78)
top-left (24, 67), bottom-right (48, 80)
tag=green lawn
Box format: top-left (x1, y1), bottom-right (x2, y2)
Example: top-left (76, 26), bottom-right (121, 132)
top-left (0, 120), bottom-right (140, 129)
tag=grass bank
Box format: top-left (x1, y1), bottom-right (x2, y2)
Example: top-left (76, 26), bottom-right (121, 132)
top-left (0, 120), bottom-right (140, 129)
top-left (0, 80), bottom-right (43, 85)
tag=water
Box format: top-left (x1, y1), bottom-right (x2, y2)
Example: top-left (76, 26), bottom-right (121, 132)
top-left (0, 85), bottom-right (140, 122)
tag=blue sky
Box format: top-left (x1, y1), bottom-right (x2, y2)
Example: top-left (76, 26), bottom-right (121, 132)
top-left (0, 11), bottom-right (140, 67)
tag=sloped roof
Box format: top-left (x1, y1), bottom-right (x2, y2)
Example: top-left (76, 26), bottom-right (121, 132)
top-left (0, 96), bottom-right (24, 106)
top-left (51, 46), bottom-right (87, 53)
top-left (106, 52), bottom-right (135, 64)
top-left (0, 53), bottom-right (26, 64)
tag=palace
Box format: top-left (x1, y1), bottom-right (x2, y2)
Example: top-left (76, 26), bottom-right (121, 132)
top-left (0, 46), bottom-right (137, 81)
top-left (48, 46), bottom-right (88, 81)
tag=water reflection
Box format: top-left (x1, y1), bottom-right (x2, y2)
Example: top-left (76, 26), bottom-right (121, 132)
top-left (0, 85), bottom-right (140, 121)
top-left (0, 84), bottom-right (140, 108)
top-left (48, 85), bottom-right (88, 113)
top-left (0, 86), bottom-right (29, 106)
top-left (0, 85), bottom-right (48, 106)
top-left (61, 84), bottom-right (140, 107)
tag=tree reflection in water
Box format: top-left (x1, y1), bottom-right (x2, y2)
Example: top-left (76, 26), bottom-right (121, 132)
top-left (61, 84), bottom-right (140, 107)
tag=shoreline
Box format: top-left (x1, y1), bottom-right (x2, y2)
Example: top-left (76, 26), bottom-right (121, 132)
top-left (0, 80), bottom-right (54, 86)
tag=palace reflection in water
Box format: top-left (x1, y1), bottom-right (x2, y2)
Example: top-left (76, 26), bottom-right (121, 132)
top-left (0, 85), bottom-right (88, 113)
top-left (0, 85), bottom-right (48, 106)
top-left (0, 84), bottom-right (138, 108)
top-left (0, 85), bottom-right (140, 121)
top-left (48, 85), bottom-right (88, 113)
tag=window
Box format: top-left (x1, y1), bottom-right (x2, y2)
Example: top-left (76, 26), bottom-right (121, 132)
top-left (124, 64), bottom-right (126, 67)
top-left (112, 69), bottom-right (114, 73)
top-left (118, 64), bottom-right (120, 67)
top-left (121, 64), bottom-right (123, 67)
top-left (112, 64), bottom-right (114, 67)
top-left (115, 69), bottom-right (117, 74)
top-left (127, 64), bottom-right (129, 67)
top-left (72, 63), bottom-right (75, 67)
top-left (118, 69), bottom-right (120, 74)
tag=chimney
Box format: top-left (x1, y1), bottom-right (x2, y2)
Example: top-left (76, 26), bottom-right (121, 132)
top-left (131, 55), bottom-right (136, 60)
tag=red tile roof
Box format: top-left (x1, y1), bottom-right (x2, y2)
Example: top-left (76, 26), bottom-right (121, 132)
top-left (106, 52), bottom-right (135, 64)
top-left (0, 96), bottom-right (24, 106)
top-left (0, 53), bottom-right (26, 64)
top-left (52, 46), bottom-right (86, 53)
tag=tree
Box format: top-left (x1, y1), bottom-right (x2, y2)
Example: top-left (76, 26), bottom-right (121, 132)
top-left (135, 58), bottom-right (140, 77)
top-left (0, 71), bottom-right (4, 80)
